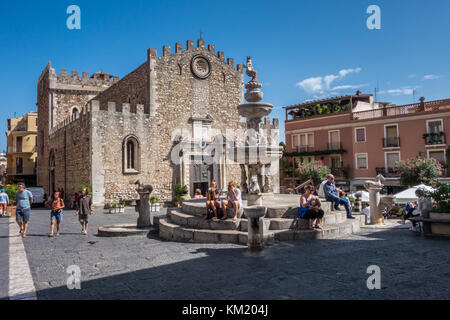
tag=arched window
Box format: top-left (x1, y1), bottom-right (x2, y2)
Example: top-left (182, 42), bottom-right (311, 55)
top-left (72, 107), bottom-right (79, 117)
top-left (123, 135), bottom-right (140, 173)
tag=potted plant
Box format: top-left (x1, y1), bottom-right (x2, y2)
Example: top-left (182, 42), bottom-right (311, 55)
top-left (118, 198), bottom-right (126, 213)
top-left (150, 196), bottom-right (160, 212)
top-left (173, 184), bottom-right (190, 207)
top-left (424, 182), bottom-right (450, 236)
top-left (109, 203), bottom-right (118, 214)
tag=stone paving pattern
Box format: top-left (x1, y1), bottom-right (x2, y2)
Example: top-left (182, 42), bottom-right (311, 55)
top-left (2, 207), bottom-right (450, 300)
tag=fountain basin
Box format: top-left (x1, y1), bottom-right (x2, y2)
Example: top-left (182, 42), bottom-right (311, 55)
top-left (238, 102), bottom-right (273, 120)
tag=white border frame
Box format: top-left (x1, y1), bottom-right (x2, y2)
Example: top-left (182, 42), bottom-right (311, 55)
top-left (425, 119), bottom-right (445, 146)
top-left (354, 127), bottom-right (366, 143)
top-left (355, 153), bottom-right (368, 170)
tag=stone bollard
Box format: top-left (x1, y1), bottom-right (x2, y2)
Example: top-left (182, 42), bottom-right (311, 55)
top-left (245, 206), bottom-right (266, 252)
top-left (354, 193), bottom-right (362, 213)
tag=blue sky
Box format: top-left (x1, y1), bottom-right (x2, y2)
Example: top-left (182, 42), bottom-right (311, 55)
top-left (1, 0), bottom-right (450, 151)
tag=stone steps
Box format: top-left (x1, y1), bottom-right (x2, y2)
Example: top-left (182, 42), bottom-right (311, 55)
top-left (168, 209), bottom-right (350, 232)
top-left (182, 200), bottom-right (337, 219)
top-left (157, 215), bottom-right (365, 245)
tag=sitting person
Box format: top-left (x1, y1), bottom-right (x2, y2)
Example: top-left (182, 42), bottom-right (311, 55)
top-left (194, 189), bottom-right (205, 199)
top-left (323, 174), bottom-right (354, 219)
top-left (206, 181), bottom-right (221, 220)
top-left (221, 181), bottom-right (242, 221)
top-left (299, 185), bottom-right (325, 230)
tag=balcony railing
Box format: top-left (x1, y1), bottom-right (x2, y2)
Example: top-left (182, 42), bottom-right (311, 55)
top-left (331, 167), bottom-right (346, 178)
top-left (376, 167), bottom-right (400, 177)
top-left (424, 133), bottom-right (446, 145)
top-left (352, 99), bottom-right (450, 120)
top-left (383, 137), bottom-right (400, 148)
top-left (296, 146), bottom-right (315, 153)
top-left (328, 142), bottom-right (343, 151)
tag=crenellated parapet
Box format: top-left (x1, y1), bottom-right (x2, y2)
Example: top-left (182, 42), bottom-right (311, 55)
top-left (48, 100), bottom-right (145, 137)
top-left (147, 38), bottom-right (245, 74)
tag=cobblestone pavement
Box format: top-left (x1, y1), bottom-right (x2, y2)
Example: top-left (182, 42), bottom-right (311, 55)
top-left (2, 207), bottom-right (450, 300)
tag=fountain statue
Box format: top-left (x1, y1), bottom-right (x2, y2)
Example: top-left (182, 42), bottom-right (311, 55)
top-left (363, 175), bottom-right (395, 225)
top-left (133, 180), bottom-right (154, 228)
top-left (237, 57), bottom-right (282, 206)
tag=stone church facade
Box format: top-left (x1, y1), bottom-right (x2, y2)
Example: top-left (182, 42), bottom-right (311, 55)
top-left (36, 38), bottom-right (255, 206)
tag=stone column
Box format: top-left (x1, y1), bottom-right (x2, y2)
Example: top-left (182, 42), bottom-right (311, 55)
top-left (137, 188), bottom-right (152, 228)
top-left (368, 187), bottom-right (384, 225)
top-left (245, 206), bottom-right (266, 251)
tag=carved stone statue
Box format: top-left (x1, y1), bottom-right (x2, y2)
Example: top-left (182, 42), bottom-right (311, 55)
top-left (363, 174), bottom-right (386, 190)
top-left (246, 56), bottom-right (258, 84)
top-left (249, 175), bottom-right (261, 194)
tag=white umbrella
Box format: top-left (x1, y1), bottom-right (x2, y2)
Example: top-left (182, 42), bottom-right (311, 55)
top-left (393, 184), bottom-right (434, 203)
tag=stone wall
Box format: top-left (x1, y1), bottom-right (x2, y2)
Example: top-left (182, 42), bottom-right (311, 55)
top-left (48, 110), bottom-right (92, 200)
top-left (36, 62), bottom-right (117, 196)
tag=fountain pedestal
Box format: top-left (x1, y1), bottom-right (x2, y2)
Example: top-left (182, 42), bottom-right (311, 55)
top-left (245, 206), bottom-right (266, 251)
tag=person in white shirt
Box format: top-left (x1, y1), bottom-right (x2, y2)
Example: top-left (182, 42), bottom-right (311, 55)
top-left (411, 189), bottom-right (433, 231)
top-left (362, 203), bottom-right (371, 224)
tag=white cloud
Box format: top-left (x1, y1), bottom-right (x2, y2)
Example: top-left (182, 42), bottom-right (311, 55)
top-left (422, 74), bottom-right (441, 81)
top-left (379, 86), bottom-right (419, 96)
top-left (331, 84), bottom-right (368, 91)
top-left (296, 68), bottom-right (363, 94)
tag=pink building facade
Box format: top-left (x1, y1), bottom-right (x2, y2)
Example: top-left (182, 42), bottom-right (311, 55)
top-left (283, 93), bottom-right (450, 192)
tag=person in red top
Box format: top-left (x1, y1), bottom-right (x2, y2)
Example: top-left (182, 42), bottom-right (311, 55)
top-left (45, 191), bottom-right (65, 237)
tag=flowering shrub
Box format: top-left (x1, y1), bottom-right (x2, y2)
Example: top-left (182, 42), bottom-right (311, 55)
top-left (297, 161), bottom-right (330, 185)
top-left (396, 157), bottom-right (443, 187)
top-left (425, 182), bottom-right (450, 214)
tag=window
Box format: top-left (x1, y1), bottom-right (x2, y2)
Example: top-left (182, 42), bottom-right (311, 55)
top-left (296, 133), bottom-right (314, 151)
top-left (292, 134), bottom-right (299, 149)
top-left (16, 136), bottom-right (23, 153)
top-left (355, 127), bottom-right (366, 142)
top-left (386, 152), bottom-right (400, 171)
top-left (16, 157), bottom-right (23, 174)
top-left (384, 124), bottom-right (399, 147)
top-left (428, 150), bottom-right (446, 165)
top-left (356, 153), bottom-right (368, 170)
top-left (427, 120), bottom-right (443, 134)
top-left (330, 155), bottom-right (342, 168)
top-left (193, 122), bottom-right (211, 142)
top-left (72, 108), bottom-right (79, 117)
top-left (328, 130), bottom-right (341, 150)
top-left (123, 135), bottom-right (140, 173)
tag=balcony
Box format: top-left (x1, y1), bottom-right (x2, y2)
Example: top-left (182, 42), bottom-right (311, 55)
top-left (331, 167), bottom-right (346, 178)
top-left (328, 142), bottom-right (343, 151)
top-left (424, 133), bottom-right (446, 146)
top-left (383, 137), bottom-right (400, 148)
top-left (295, 146), bottom-right (315, 153)
top-left (376, 167), bottom-right (400, 178)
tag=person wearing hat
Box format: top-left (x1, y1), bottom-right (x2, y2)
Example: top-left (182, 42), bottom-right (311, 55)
top-left (0, 188), bottom-right (9, 217)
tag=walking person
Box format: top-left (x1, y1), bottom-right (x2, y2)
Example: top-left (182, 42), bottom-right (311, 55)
top-left (46, 191), bottom-right (65, 237)
top-left (76, 188), bottom-right (93, 235)
top-left (0, 189), bottom-right (9, 217)
top-left (15, 183), bottom-right (33, 238)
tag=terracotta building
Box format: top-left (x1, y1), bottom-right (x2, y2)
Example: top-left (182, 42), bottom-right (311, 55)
top-left (6, 112), bottom-right (38, 186)
top-left (283, 92), bottom-right (450, 192)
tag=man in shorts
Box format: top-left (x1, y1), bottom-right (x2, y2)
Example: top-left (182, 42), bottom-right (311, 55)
top-left (0, 189), bottom-right (9, 217)
top-left (15, 183), bottom-right (33, 238)
top-left (76, 187), bottom-right (93, 235)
